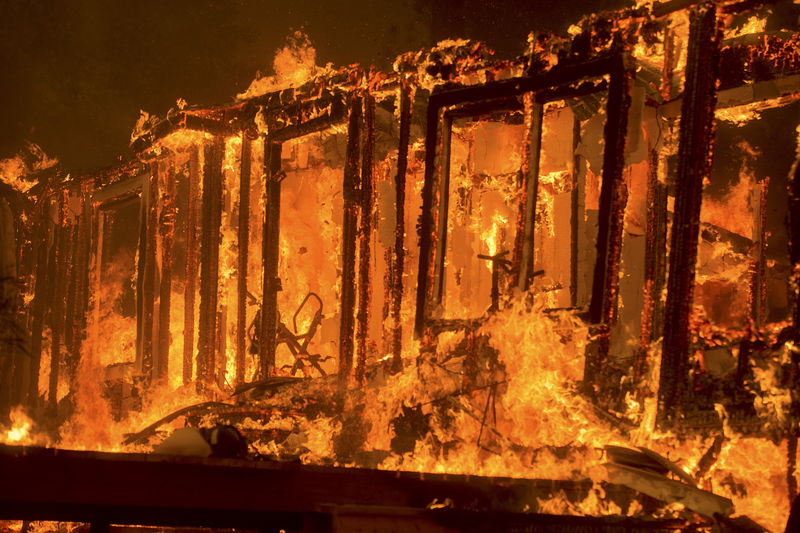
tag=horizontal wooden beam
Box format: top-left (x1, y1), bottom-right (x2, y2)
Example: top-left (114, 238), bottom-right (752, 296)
top-left (0, 445), bottom-right (658, 529)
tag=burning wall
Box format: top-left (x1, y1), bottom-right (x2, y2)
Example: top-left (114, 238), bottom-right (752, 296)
top-left (1, 0), bottom-right (800, 530)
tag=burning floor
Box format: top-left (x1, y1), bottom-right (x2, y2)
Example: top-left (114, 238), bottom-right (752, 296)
top-left (1, 0), bottom-right (800, 531)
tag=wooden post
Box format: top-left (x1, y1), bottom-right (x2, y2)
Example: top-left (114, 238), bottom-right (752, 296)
top-left (236, 135), bottom-right (252, 385)
top-left (415, 99), bottom-right (445, 337)
top-left (140, 163), bottom-right (159, 384)
top-left (183, 146), bottom-right (200, 385)
top-left (48, 193), bottom-right (70, 408)
top-left (658, 4), bottom-right (721, 426)
top-left (72, 184), bottom-right (93, 380)
top-left (390, 82), bottom-right (412, 373)
top-left (636, 148), bottom-right (668, 382)
top-left (197, 139), bottom-right (225, 388)
top-left (516, 96), bottom-right (544, 292)
top-left (339, 94), bottom-right (362, 389)
top-left (583, 54), bottom-right (634, 395)
top-left (28, 196), bottom-right (54, 405)
top-left (260, 139), bottom-right (282, 379)
top-left (157, 159), bottom-right (177, 383)
top-left (355, 93), bottom-right (375, 384)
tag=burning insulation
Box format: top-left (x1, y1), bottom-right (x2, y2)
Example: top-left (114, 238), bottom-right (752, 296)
top-left (1, 1), bottom-right (800, 532)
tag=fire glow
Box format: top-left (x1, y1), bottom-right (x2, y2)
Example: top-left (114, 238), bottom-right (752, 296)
top-left (1, 1), bottom-right (800, 532)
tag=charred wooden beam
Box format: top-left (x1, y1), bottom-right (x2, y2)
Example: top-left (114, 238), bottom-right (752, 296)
top-left (415, 99), bottom-right (450, 337)
top-left (197, 139), bottom-right (225, 388)
top-left (427, 54), bottom-right (620, 111)
top-left (0, 445), bottom-right (675, 530)
top-left (658, 4), bottom-right (721, 426)
top-left (157, 160), bottom-right (177, 383)
top-left (266, 97), bottom-right (347, 142)
top-left (588, 54), bottom-right (633, 327)
top-left (62, 217), bottom-right (79, 372)
top-left (183, 146), bottom-right (200, 385)
top-left (390, 83), bottom-right (412, 372)
top-left (71, 185), bottom-right (93, 382)
top-left (260, 140), bottom-right (282, 378)
top-left (431, 113), bottom-right (453, 307)
top-left (788, 129), bottom-right (800, 504)
top-left (27, 197), bottom-right (54, 405)
top-left (583, 54), bottom-right (634, 395)
top-left (236, 135), bottom-right (252, 386)
top-left (139, 164), bottom-right (159, 384)
top-left (339, 94), bottom-right (362, 388)
top-left (751, 177), bottom-right (769, 328)
top-left (636, 148), bottom-right (669, 382)
top-left (570, 114), bottom-right (582, 307)
top-left (516, 95), bottom-right (544, 291)
top-left (47, 194), bottom-right (70, 408)
top-left (355, 93), bottom-right (375, 384)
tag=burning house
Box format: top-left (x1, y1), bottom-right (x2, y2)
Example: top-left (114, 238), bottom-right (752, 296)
top-left (1, 0), bottom-right (800, 531)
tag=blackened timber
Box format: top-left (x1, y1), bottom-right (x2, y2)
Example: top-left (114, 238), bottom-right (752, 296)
top-left (431, 113), bottom-right (453, 306)
top-left (516, 96), bottom-right (544, 291)
top-left (787, 131), bottom-right (800, 504)
top-left (197, 139), bottom-right (225, 387)
top-left (47, 195), bottom-right (69, 408)
top-left (236, 136), bottom-right (252, 385)
top-left (391, 83), bottom-right (412, 371)
top-left (183, 147), bottom-right (200, 385)
top-left (659, 4), bottom-right (721, 425)
top-left (62, 220), bottom-right (79, 367)
top-left (636, 149), bottom-right (668, 381)
top-left (355, 93), bottom-right (375, 384)
top-left (427, 54), bottom-right (620, 110)
top-left (415, 100), bottom-right (443, 337)
top-left (570, 114), bottom-right (582, 306)
top-left (27, 199), bottom-right (52, 404)
top-left (72, 186), bottom-right (93, 379)
top-left (0, 445), bottom-right (672, 530)
top-left (339, 94), bottom-right (362, 387)
top-left (790, 137), bottom-right (800, 335)
top-left (140, 164), bottom-right (159, 383)
top-left (588, 55), bottom-right (632, 326)
top-left (443, 96), bottom-right (523, 120)
top-left (584, 54), bottom-right (633, 394)
top-left (751, 178), bottom-right (769, 328)
top-left (260, 140), bottom-right (282, 378)
top-left (157, 161), bottom-right (177, 382)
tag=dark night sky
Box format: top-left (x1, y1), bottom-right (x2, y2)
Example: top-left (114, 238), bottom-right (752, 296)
top-left (0, 0), bottom-right (629, 175)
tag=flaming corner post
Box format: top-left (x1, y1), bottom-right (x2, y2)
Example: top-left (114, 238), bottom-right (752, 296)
top-left (657, 3), bottom-right (722, 427)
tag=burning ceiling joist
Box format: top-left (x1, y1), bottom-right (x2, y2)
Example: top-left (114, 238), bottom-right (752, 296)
top-left (1, 0), bottom-right (800, 530)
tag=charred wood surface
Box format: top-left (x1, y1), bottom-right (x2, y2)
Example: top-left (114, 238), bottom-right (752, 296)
top-left (584, 54), bottom-right (633, 395)
top-left (390, 83), bottom-right (412, 372)
top-left (260, 140), bottom-right (282, 378)
top-left (659, 4), bottom-right (721, 426)
top-left (47, 195), bottom-right (70, 408)
top-left (339, 94), bottom-right (362, 388)
top-left (0, 445), bottom-right (685, 532)
top-left (183, 146), bottom-right (200, 385)
top-left (27, 197), bottom-right (54, 405)
top-left (157, 161), bottom-right (177, 383)
top-left (197, 139), bottom-right (225, 387)
top-left (236, 136), bottom-right (252, 386)
top-left (140, 164), bottom-right (159, 383)
top-left (355, 93), bottom-right (375, 384)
